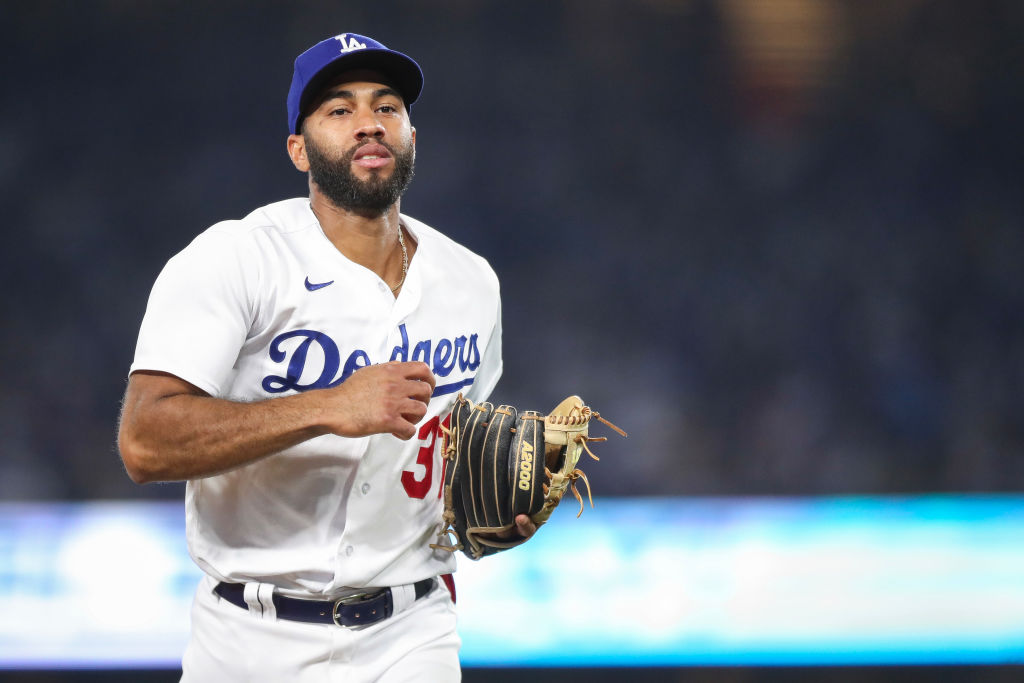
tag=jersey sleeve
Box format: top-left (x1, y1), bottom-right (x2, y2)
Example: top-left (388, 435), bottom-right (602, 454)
top-left (129, 226), bottom-right (255, 396)
top-left (464, 294), bottom-right (503, 404)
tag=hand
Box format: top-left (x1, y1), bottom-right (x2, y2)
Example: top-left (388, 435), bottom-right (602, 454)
top-left (320, 361), bottom-right (435, 440)
top-left (496, 514), bottom-right (538, 541)
top-left (514, 514), bottom-right (538, 539)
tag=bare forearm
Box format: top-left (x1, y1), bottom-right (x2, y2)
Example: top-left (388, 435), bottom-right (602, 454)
top-left (120, 390), bottom-right (328, 483)
top-left (118, 362), bottom-right (435, 485)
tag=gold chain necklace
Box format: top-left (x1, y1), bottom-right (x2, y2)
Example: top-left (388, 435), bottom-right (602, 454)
top-left (390, 226), bottom-right (408, 292)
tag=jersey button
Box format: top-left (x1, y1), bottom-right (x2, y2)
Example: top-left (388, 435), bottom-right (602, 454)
top-left (345, 545), bottom-right (354, 557)
top-left (377, 282), bottom-right (387, 292)
top-left (361, 483), bottom-right (371, 495)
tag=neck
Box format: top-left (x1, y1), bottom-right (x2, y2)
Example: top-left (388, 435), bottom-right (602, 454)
top-left (308, 192), bottom-right (412, 293)
top-left (311, 191), bottom-right (399, 255)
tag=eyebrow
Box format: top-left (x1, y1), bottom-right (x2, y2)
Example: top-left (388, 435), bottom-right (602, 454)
top-left (321, 87), bottom-right (403, 104)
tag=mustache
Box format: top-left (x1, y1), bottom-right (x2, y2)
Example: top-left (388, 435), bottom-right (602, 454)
top-left (346, 139), bottom-right (403, 161)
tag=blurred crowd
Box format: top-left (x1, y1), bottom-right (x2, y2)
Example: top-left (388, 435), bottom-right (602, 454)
top-left (1, 0), bottom-right (1020, 500)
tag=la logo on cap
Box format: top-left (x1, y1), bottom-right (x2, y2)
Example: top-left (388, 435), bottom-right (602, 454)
top-left (335, 34), bottom-right (367, 53)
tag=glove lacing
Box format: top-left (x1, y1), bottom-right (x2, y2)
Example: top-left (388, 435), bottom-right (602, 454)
top-left (430, 422), bottom-right (463, 552)
top-left (546, 407), bottom-right (626, 516)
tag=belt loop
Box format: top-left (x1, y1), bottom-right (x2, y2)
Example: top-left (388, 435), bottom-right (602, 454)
top-left (390, 582), bottom-right (416, 615)
top-left (243, 582), bottom-right (277, 620)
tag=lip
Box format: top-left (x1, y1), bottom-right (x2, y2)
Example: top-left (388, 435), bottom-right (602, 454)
top-left (353, 143), bottom-right (392, 169)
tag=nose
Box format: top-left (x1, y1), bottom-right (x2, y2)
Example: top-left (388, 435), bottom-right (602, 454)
top-left (353, 110), bottom-right (385, 141)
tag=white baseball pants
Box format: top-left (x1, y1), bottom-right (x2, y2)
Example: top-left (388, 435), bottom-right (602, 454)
top-left (180, 575), bottom-right (461, 682)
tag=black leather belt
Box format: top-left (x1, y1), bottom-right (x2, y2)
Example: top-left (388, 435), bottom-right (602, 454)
top-left (214, 577), bottom-right (436, 627)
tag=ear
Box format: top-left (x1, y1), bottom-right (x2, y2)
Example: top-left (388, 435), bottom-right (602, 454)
top-left (287, 134), bottom-right (310, 172)
top-left (410, 126), bottom-right (416, 147)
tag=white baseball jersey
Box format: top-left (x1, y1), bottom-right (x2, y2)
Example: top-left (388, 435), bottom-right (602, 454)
top-left (130, 197), bottom-right (502, 596)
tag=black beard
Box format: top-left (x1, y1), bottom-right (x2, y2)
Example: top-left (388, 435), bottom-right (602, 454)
top-left (305, 134), bottom-right (415, 216)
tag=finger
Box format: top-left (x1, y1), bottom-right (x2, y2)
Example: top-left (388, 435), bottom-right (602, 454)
top-left (399, 397), bottom-right (429, 424)
top-left (514, 514), bottom-right (538, 539)
top-left (400, 361), bottom-right (436, 390)
top-left (390, 419), bottom-right (417, 441)
top-left (404, 378), bottom-right (433, 404)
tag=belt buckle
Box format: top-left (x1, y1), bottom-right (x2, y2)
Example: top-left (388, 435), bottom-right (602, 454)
top-left (332, 589), bottom-right (385, 627)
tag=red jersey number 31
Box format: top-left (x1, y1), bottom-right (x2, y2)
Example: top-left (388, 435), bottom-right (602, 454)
top-left (401, 413), bottom-right (451, 499)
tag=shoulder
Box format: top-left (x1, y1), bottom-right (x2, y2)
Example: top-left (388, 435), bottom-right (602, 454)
top-left (201, 198), bottom-right (316, 244)
top-left (171, 198), bottom-right (315, 264)
top-left (402, 213), bottom-right (499, 288)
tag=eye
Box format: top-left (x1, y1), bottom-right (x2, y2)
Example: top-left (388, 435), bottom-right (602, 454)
top-left (377, 104), bottom-right (399, 114)
top-left (330, 107), bottom-right (351, 116)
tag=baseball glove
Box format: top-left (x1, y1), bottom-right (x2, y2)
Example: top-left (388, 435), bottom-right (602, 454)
top-left (430, 393), bottom-right (626, 560)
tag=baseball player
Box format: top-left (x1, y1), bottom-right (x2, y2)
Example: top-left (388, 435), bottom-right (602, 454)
top-left (117, 33), bottom-right (534, 682)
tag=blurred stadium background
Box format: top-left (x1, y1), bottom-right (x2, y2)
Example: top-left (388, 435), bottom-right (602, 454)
top-left (0, 0), bottom-right (1021, 681)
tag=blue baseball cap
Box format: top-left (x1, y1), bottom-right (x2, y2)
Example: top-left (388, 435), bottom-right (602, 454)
top-left (287, 33), bottom-right (424, 134)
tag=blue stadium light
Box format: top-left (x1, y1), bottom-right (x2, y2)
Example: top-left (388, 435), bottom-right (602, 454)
top-left (2, 496), bottom-right (1023, 668)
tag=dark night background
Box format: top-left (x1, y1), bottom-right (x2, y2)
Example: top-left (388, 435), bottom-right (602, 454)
top-left (1, 0), bottom-right (1022, 680)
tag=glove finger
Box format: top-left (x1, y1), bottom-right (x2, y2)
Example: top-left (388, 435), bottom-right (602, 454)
top-left (509, 411), bottom-right (546, 518)
top-left (460, 400), bottom-right (495, 532)
top-left (480, 405), bottom-right (518, 528)
top-left (443, 394), bottom-right (477, 549)
top-left (445, 395), bottom-right (475, 492)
